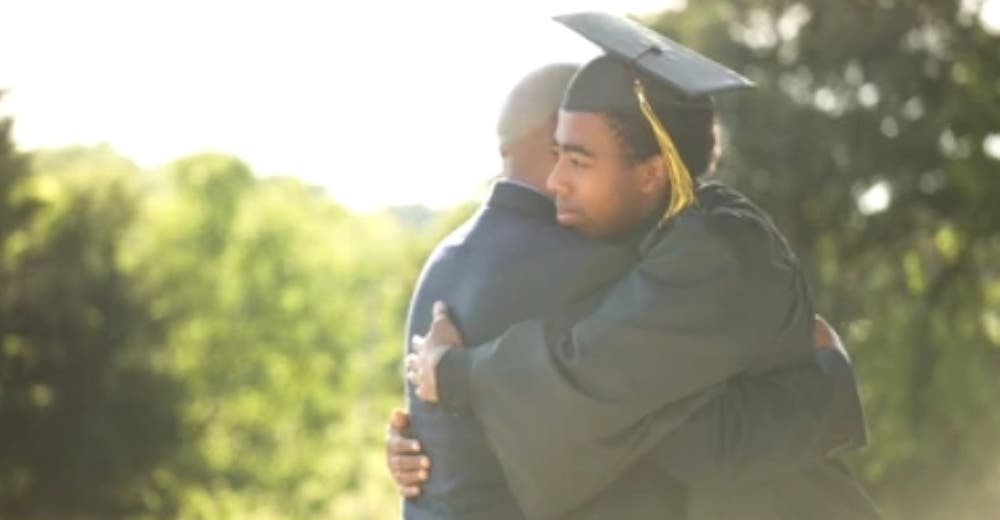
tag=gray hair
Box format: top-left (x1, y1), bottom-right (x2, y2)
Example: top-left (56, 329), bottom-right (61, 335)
top-left (497, 63), bottom-right (579, 148)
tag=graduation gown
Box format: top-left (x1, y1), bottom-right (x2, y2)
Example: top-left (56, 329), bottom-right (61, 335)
top-left (436, 183), bottom-right (880, 519)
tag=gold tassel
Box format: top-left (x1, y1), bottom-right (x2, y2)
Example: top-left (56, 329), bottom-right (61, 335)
top-left (633, 79), bottom-right (695, 226)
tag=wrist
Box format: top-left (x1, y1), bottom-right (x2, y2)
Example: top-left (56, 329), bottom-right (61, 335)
top-left (436, 348), bottom-right (473, 413)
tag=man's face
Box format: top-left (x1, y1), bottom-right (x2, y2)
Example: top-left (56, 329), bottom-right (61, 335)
top-left (547, 110), bottom-right (663, 239)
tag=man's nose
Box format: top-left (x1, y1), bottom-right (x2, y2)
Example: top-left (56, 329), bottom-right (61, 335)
top-left (546, 159), bottom-right (569, 195)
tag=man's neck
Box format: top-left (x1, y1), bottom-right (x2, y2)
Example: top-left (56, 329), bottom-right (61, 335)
top-left (501, 176), bottom-right (549, 197)
top-left (500, 162), bottom-right (549, 198)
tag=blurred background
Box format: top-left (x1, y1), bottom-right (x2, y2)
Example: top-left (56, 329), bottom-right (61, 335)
top-left (1, 0), bottom-right (999, 518)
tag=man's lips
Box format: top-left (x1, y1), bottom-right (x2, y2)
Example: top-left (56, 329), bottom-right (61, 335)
top-left (555, 206), bottom-right (583, 225)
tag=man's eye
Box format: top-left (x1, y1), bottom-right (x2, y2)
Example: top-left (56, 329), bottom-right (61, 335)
top-left (570, 157), bottom-right (588, 169)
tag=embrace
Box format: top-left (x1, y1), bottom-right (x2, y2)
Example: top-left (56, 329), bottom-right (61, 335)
top-left (386, 12), bottom-right (880, 520)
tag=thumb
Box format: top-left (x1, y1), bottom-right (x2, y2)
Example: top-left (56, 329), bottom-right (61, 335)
top-left (390, 407), bottom-right (409, 429)
top-left (433, 301), bottom-right (449, 320)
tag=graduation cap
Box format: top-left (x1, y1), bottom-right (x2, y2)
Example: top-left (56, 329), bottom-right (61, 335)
top-left (554, 11), bottom-right (754, 102)
top-left (553, 12), bottom-right (754, 222)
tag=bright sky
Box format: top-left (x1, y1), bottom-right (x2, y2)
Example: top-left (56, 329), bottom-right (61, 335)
top-left (3, 0), bottom-right (998, 210)
top-left (0, 0), bottom-right (681, 210)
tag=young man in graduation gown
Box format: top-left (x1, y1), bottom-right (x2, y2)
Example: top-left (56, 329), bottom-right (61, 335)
top-left (405, 12), bottom-right (880, 520)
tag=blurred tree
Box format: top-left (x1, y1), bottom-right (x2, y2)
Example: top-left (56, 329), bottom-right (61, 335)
top-left (647, 1), bottom-right (1000, 517)
top-left (0, 113), bottom-right (183, 517)
top-left (123, 154), bottom-right (452, 518)
top-left (0, 136), bottom-right (448, 517)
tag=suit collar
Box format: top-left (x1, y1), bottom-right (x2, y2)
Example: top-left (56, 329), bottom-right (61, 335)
top-left (486, 181), bottom-right (556, 222)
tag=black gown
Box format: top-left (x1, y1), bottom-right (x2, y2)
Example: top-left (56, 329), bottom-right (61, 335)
top-left (438, 183), bottom-right (880, 519)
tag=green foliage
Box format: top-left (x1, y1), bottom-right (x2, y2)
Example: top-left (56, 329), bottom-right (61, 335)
top-left (0, 117), bottom-right (181, 517)
top-left (130, 157), bottom-right (425, 518)
top-left (0, 139), bottom-right (455, 518)
top-left (0, 94), bottom-right (460, 516)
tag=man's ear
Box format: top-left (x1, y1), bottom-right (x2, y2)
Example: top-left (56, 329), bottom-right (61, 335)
top-left (636, 155), bottom-right (667, 195)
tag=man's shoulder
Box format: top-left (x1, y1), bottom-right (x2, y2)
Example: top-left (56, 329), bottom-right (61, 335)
top-left (640, 210), bottom-right (738, 273)
top-left (452, 203), bottom-right (627, 260)
top-left (697, 183), bottom-right (781, 239)
top-left (636, 188), bottom-right (799, 290)
top-left (418, 203), bottom-right (632, 297)
top-left (654, 184), bottom-right (793, 265)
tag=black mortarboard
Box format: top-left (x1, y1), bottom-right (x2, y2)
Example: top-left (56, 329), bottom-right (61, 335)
top-left (554, 11), bottom-right (754, 110)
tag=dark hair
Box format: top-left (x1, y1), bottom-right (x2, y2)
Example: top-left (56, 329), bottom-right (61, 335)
top-left (604, 105), bottom-right (721, 177)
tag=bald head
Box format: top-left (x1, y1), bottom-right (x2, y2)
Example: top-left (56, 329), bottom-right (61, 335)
top-left (497, 63), bottom-right (579, 191)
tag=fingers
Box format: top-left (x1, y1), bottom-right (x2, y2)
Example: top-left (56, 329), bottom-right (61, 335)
top-left (387, 434), bottom-right (422, 454)
top-left (388, 448), bottom-right (431, 492)
top-left (392, 461), bottom-right (429, 496)
top-left (405, 352), bottom-right (437, 402)
top-left (389, 455), bottom-right (431, 477)
top-left (386, 418), bottom-right (429, 496)
top-left (394, 469), bottom-right (430, 486)
top-left (405, 353), bottom-right (421, 387)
